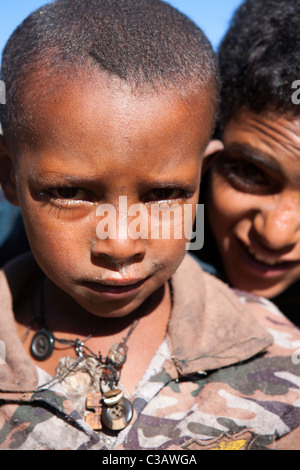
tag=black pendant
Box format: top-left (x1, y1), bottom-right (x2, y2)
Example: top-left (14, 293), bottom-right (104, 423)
top-left (30, 328), bottom-right (55, 360)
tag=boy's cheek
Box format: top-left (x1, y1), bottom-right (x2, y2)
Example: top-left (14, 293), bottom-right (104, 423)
top-left (20, 205), bottom-right (90, 268)
top-left (19, 190), bottom-right (190, 285)
top-left (27, 226), bottom-right (186, 281)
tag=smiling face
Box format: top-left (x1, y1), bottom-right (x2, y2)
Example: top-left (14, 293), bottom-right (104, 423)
top-left (208, 109), bottom-right (300, 298)
top-left (4, 72), bottom-right (215, 318)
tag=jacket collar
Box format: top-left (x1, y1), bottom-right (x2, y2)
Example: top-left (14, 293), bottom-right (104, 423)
top-left (0, 253), bottom-right (40, 391)
top-left (166, 255), bottom-right (273, 378)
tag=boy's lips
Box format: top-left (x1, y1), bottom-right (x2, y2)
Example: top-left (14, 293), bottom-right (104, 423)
top-left (80, 276), bottom-right (151, 298)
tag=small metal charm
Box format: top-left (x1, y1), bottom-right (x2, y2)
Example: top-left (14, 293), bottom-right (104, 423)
top-left (74, 339), bottom-right (85, 358)
top-left (107, 342), bottom-right (128, 367)
top-left (30, 328), bottom-right (55, 360)
top-left (102, 389), bottom-right (124, 406)
top-left (101, 392), bottom-right (134, 431)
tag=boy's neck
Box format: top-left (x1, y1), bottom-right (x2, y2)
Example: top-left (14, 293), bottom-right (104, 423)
top-left (15, 275), bottom-right (172, 393)
top-left (42, 276), bottom-right (170, 338)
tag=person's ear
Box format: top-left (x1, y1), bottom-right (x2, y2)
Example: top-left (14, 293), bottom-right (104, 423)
top-left (201, 139), bottom-right (224, 177)
top-left (0, 135), bottom-right (19, 206)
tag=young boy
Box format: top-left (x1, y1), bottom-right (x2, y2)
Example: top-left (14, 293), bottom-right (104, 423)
top-left (0, 0), bottom-right (300, 451)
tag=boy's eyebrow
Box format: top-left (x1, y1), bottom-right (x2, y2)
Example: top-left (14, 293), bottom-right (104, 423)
top-left (224, 143), bottom-right (282, 172)
top-left (142, 179), bottom-right (198, 189)
top-left (29, 171), bottom-right (198, 188)
top-left (29, 171), bottom-right (103, 185)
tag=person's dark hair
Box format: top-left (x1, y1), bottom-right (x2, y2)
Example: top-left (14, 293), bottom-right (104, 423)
top-left (0, 0), bottom-right (219, 137)
top-left (217, 0), bottom-right (300, 133)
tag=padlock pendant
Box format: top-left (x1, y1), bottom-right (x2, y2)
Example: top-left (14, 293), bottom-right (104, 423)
top-left (101, 391), bottom-right (133, 431)
top-left (85, 393), bottom-right (102, 431)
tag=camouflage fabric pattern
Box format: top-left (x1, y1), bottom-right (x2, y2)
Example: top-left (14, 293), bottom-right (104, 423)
top-left (1, 292), bottom-right (300, 450)
top-left (120, 294), bottom-right (300, 450)
top-left (0, 388), bottom-right (106, 450)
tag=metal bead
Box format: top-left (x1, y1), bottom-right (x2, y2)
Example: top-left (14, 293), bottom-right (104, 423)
top-left (30, 329), bottom-right (55, 360)
top-left (101, 397), bottom-right (133, 431)
top-left (107, 342), bottom-right (128, 367)
top-left (103, 389), bottom-right (124, 406)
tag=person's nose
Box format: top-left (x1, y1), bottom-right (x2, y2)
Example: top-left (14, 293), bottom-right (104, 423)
top-left (91, 236), bottom-right (146, 267)
top-left (91, 199), bottom-right (147, 268)
top-left (252, 192), bottom-right (300, 251)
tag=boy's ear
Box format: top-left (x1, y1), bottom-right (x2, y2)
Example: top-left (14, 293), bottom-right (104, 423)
top-left (0, 135), bottom-right (19, 206)
top-left (201, 139), bottom-right (224, 177)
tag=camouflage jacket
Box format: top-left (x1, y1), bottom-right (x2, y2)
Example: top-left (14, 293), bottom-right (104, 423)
top-left (1, 253), bottom-right (300, 450)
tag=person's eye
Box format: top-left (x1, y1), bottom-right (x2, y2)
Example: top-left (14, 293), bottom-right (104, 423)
top-left (229, 161), bottom-right (266, 184)
top-left (219, 159), bottom-right (270, 193)
top-left (145, 188), bottom-right (187, 203)
top-left (51, 187), bottom-right (87, 201)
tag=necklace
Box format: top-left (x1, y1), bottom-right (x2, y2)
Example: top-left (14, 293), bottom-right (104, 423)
top-left (29, 278), bottom-right (139, 432)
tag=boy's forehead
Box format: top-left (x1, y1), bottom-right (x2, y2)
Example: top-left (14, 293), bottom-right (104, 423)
top-left (24, 68), bottom-right (213, 115)
top-left (11, 69), bottom-right (215, 157)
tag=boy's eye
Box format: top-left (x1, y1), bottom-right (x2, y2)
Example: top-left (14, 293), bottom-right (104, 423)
top-left (145, 188), bottom-right (184, 202)
top-left (52, 187), bottom-right (86, 200)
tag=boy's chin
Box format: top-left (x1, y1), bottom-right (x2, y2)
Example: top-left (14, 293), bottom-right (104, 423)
top-left (71, 292), bottom-right (149, 320)
top-left (71, 282), bottom-right (166, 320)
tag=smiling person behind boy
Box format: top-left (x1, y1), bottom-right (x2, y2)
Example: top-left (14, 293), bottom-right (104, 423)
top-left (198, 0), bottom-right (300, 328)
top-left (0, 0), bottom-right (299, 451)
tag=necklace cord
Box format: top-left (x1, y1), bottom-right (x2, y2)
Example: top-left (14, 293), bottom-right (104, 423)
top-left (32, 276), bottom-right (140, 396)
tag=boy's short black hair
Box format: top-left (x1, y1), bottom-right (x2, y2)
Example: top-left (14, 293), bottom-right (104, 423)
top-left (0, 0), bottom-right (219, 138)
top-left (217, 0), bottom-right (300, 132)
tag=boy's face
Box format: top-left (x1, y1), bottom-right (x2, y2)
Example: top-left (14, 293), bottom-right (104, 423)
top-left (208, 109), bottom-right (300, 299)
top-left (4, 73), bottom-right (216, 318)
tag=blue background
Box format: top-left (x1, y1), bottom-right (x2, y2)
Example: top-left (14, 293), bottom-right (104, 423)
top-left (0, 0), bottom-right (244, 55)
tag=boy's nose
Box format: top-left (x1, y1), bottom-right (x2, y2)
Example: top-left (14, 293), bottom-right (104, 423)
top-left (91, 197), bottom-right (148, 268)
top-left (252, 194), bottom-right (300, 251)
top-left (91, 236), bottom-right (146, 267)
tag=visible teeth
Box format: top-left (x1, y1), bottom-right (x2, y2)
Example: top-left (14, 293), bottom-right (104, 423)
top-left (248, 247), bottom-right (280, 266)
